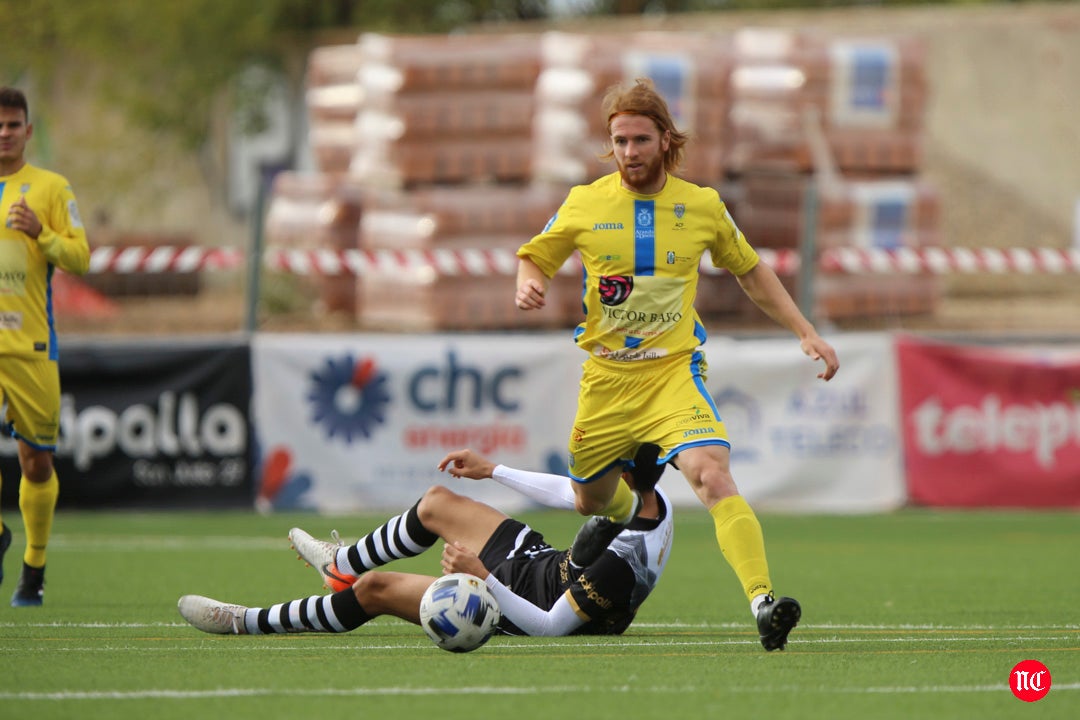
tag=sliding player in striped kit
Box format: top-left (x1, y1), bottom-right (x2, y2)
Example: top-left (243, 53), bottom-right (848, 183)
top-left (514, 78), bottom-right (839, 650)
top-left (178, 445), bottom-right (673, 639)
top-left (0, 87), bottom-right (90, 607)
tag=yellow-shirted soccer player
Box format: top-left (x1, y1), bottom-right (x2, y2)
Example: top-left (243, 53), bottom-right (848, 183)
top-left (0, 86), bottom-right (90, 606)
top-left (515, 78), bottom-right (840, 651)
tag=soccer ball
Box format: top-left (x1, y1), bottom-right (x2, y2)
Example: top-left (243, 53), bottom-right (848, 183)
top-left (419, 573), bottom-right (501, 653)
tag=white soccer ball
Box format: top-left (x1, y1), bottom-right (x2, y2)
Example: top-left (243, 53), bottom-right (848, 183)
top-left (419, 572), bottom-right (501, 653)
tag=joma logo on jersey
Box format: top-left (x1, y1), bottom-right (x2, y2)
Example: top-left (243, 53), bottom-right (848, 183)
top-left (593, 222), bottom-right (624, 231)
top-left (683, 427), bottom-right (717, 438)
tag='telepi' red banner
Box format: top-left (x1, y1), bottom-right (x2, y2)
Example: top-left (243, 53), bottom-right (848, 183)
top-left (897, 335), bottom-right (1080, 508)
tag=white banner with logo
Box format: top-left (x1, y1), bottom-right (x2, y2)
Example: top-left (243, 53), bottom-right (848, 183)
top-left (251, 333), bottom-right (583, 513)
top-left (693, 332), bottom-right (904, 513)
top-left (251, 332), bottom-right (903, 514)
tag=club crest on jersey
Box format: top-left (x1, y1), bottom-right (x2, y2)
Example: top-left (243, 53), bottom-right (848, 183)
top-left (674, 203), bottom-right (685, 219)
top-left (598, 275), bottom-right (633, 306)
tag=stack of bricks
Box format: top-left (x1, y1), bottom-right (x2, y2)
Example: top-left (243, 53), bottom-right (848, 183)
top-left (263, 171), bottom-right (362, 315)
top-left (279, 27), bottom-right (945, 330)
top-left (344, 32), bottom-right (578, 330)
top-left (259, 44), bottom-right (367, 317)
top-left (305, 44), bottom-right (367, 175)
top-left (730, 171), bottom-right (943, 319)
top-left (356, 184), bottom-right (579, 331)
top-left (722, 27), bottom-right (942, 322)
top-left (533, 30), bottom-right (733, 188)
top-left (348, 32), bottom-right (540, 189)
top-left (725, 27), bottom-right (928, 176)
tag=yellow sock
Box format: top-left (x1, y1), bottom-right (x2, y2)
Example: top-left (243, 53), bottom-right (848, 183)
top-left (709, 495), bottom-right (772, 603)
top-left (599, 478), bottom-right (636, 523)
top-left (19, 471), bottom-right (59, 568)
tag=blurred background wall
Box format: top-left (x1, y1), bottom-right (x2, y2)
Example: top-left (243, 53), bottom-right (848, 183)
top-left (3, 2), bottom-right (1075, 336)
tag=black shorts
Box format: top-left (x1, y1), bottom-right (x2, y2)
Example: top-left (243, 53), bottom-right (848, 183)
top-left (478, 518), bottom-right (568, 635)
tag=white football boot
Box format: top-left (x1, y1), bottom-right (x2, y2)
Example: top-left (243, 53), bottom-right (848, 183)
top-left (177, 594), bottom-right (248, 634)
top-left (289, 527), bottom-right (357, 592)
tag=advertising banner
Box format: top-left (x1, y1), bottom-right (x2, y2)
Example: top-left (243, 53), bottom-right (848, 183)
top-left (0, 339), bottom-right (253, 509)
top-left (898, 335), bottom-right (1080, 507)
top-left (251, 333), bottom-right (582, 513)
top-left (696, 332), bottom-right (904, 513)
top-left (253, 332), bottom-right (903, 514)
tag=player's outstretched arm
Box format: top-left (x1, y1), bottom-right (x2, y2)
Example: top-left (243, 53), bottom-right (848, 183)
top-left (438, 449), bottom-right (496, 479)
top-left (799, 335), bottom-right (840, 382)
top-left (735, 262), bottom-right (840, 381)
top-left (438, 449), bottom-right (577, 509)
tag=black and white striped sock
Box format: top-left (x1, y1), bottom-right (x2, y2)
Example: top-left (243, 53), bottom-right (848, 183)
top-left (338, 500), bottom-right (439, 575)
top-left (247, 588), bottom-right (372, 635)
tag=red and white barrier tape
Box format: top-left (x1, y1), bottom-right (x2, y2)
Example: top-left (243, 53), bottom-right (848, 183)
top-left (85, 245), bottom-right (1080, 276)
top-left (259, 247), bottom-right (802, 277)
top-left (262, 247), bottom-right (525, 278)
top-left (88, 246), bottom-right (244, 274)
top-left (821, 246), bottom-right (1080, 275)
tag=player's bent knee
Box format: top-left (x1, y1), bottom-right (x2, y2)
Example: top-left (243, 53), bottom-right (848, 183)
top-left (19, 452), bottom-right (54, 483)
top-left (354, 572), bottom-right (392, 606)
top-left (417, 485), bottom-right (459, 523)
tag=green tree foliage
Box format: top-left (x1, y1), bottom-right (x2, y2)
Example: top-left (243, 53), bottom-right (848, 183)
top-left (0, 0), bottom-right (550, 149)
top-left (1, 1), bottom-right (289, 148)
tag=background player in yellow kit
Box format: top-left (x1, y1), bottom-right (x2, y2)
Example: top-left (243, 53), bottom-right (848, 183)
top-left (515, 78), bottom-right (839, 650)
top-left (0, 86), bottom-right (90, 606)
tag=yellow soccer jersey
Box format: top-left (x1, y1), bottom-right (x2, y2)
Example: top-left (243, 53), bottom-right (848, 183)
top-left (518, 172), bottom-right (759, 361)
top-left (0, 163), bottom-right (90, 359)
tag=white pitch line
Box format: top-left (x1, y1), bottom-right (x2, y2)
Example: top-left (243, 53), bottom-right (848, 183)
top-left (0, 683), bottom-right (1077, 702)
top-left (2, 620), bottom-right (1076, 632)
top-left (42, 536), bottom-right (288, 551)
top-left (2, 634), bottom-right (1076, 653)
top-left (633, 622), bottom-right (1080, 631)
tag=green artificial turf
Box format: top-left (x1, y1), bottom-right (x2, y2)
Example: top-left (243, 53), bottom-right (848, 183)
top-left (0, 507), bottom-right (1076, 719)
